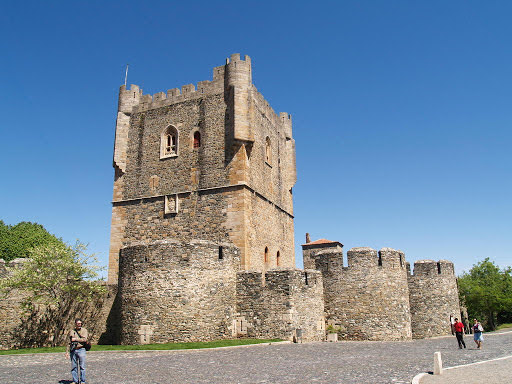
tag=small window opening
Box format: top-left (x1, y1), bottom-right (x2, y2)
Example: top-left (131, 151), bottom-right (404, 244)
top-left (193, 131), bottom-right (201, 148)
top-left (276, 251), bottom-right (280, 266)
top-left (400, 255), bottom-right (404, 268)
top-left (265, 137), bottom-right (272, 164)
top-left (264, 247), bottom-right (269, 263)
top-left (218, 246), bottom-right (224, 260)
top-left (378, 251), bottom-right (382, 267)
top-left (305, 272), bottom-right (309, 285)
top-left (437, 262), bottom-right (442, 274)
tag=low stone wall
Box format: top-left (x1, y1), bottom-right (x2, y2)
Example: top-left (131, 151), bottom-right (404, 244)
top-left (236, 269), bottom-right (325, 342)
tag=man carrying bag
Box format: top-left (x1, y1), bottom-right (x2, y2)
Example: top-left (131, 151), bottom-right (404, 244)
top-left (68, 319), bottom-right (90, 384)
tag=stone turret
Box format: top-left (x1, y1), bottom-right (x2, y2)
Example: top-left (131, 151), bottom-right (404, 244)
top-left (408, 260), bottom-right (460, 339)
top-left (118, 240), bottom-right (240, 344)
top-left (302, 239), bottom-right (412, 341)
top-left (225, 54), bottom-right (253, 143)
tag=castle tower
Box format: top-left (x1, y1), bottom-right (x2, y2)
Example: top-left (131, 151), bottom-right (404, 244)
top-left (108, 54), bottom-right (297, 284)
top-left (108, 54), bottom-right (297, 343)
top-left (408, 260), bottom-right (460, 339)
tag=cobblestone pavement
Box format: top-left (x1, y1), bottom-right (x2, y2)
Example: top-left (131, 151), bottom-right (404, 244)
top-left (1, 331), bottom-right (511, 384)
top-left (419, 355), bottom-right (512, 384)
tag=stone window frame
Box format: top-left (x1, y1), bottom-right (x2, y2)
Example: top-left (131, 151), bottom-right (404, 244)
top-left (160, 125), bottom-right (179, 159)
top-left (264, 246), bottom-right (269, 264)
top-left (265, 136), bottom-right (272, 166)
top-left (276, 250), bottom-right (280, 266)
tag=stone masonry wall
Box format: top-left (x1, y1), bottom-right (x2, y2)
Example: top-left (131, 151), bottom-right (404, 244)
top-left (246, 192), bottom-right (295, 271)
top-left (245, 87), bottom-right (295, 216)
top-left (304, 245), bottom-right (412, 341)
top-left (117, 240), bottom-right (240, 344)
top-left (408, 260), bottom-right (460, 339)
top-left (236, 269), bottom-right (325, 342)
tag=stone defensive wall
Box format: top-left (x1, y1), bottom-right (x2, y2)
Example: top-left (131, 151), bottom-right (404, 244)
top-left (407, 259), bottom-right (460, 339)
top-left (0, 258), bottom-right (117, 349)
top-left (303, 243), bottom-right (412, 341)
top-left (117, 240), bottom-right (241, 344)
top-left (235, 269), bottom-right (325, 342)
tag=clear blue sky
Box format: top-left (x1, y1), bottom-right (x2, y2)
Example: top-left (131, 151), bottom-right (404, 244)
top-left (1, 1), bottom-right (510, 277)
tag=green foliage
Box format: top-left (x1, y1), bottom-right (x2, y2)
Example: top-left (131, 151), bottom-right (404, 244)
top-left (0, 242), bottom-right (106, 346)
top-left (1, 241), bottom-right (106, 309)
top-left (0, 220), bottom-right (65, 262)
top-left (458, 258), bottom-right (512, 331)
top-left (326, 324), bottom-right (342, 334)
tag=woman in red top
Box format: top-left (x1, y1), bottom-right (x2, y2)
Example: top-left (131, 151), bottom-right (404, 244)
top-left (454, 318), bottom-right (466, 349)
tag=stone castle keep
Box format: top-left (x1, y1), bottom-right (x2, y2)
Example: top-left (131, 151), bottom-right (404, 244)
top-left (109, 54), bottom-right (460, 343)
top-left (0, 54), bottom-right (460, 348)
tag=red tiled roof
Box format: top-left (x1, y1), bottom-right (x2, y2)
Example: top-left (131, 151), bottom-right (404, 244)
top-left (301, 239), bottom-right (341, 246)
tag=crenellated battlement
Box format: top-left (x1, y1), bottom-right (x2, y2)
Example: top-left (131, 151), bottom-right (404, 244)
top-left (129, 77), bottom-right (225, 113)
top-left (117, 54), bottom-right (253, 114)
top-left (237, 268), bottom-right (321, 288)
top-left (225, 53), bottom-right (252, 87)
top-left (115, 55), bottom-right (291, 140)
top-left (251, 88), bottom-right (292, 138)
top-left (409, 259), bottom-right (455, 276)
top-left (226, 53), bottom-right (251, 65)
top-left (345, 247), bottom-right (407, 271)
top-left (302, 239), bottom-right (408, 274)
top-left (341, 247), bottom-right (407, 270)
top-left (118, 84), bottom-right (143, 114)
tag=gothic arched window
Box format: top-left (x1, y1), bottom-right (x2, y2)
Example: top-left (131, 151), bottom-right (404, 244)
top-left (160, 125), bottom-right (178, 158)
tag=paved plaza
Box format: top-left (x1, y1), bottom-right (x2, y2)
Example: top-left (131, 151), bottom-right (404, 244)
top-left (1, 331), bottom-right (511, 383)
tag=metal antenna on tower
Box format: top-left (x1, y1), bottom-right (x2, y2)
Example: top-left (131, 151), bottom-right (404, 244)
top-left (124, 64), bottom-right (129, 86)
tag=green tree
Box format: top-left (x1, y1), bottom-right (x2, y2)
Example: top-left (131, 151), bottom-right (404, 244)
top-left (0, 242), bottom-right (106, 347)
top-left (458, 258), bottom-right (512, 330)
top-left (0, 220), bottom-right (65, 262)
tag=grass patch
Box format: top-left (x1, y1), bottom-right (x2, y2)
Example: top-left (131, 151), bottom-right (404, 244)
top-left (0, 338), bottom-right (282, 356)
top-left (496, 323), bottom-right (512, 331)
